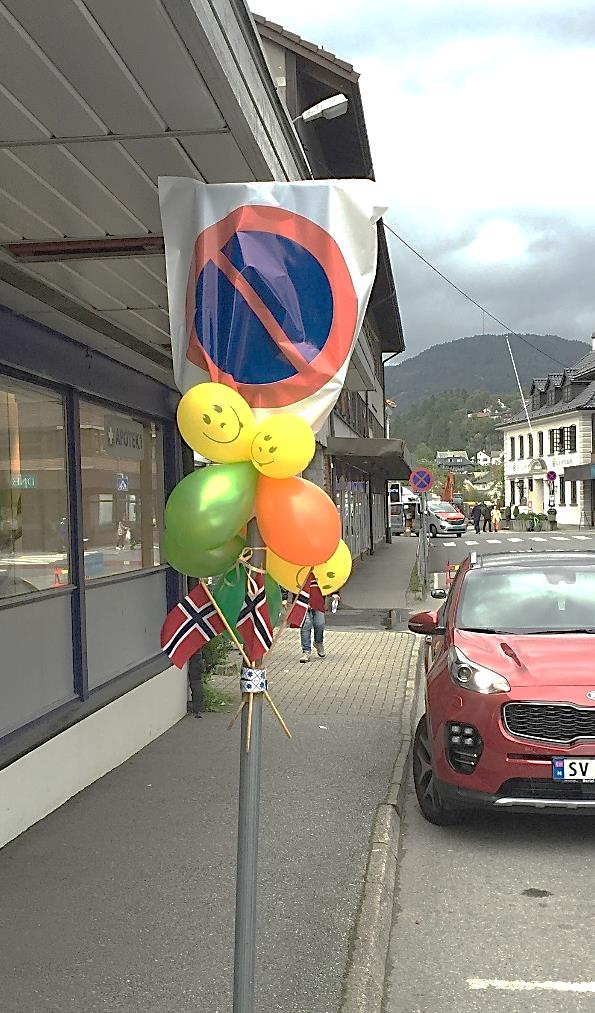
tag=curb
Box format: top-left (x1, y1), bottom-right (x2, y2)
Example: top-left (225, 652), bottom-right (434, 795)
top-left (339, 639), bottom-right (424, 1013)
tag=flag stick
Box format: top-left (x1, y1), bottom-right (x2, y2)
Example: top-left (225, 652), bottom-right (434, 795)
top-left (228, 697), bottom-right (247, 731)
top-left (200, 579), bottom-right (252, 668)
top-left (263, 690), bottom-right (292, 739)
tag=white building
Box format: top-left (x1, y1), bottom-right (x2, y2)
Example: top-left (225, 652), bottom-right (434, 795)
top-left (475, 451), bottom-right (491, 466)
top-left (499, 334), bottom-right (595, 525)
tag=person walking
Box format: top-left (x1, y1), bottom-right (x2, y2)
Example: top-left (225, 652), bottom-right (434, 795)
top-left (470, 502), bottom-right (482, 535)
top-left (491, 504), bottom-right (502, 532)
top-left (299, 573), bottom-right (326, 663)
top-left (481, 502), bottom-right (492, 533)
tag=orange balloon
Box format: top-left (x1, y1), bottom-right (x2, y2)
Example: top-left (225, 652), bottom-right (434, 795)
top-left (256, 476), bottom-right (341, 565)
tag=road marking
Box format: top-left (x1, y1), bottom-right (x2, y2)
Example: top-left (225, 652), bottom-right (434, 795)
top-left (485, 539), bottom-right (501, 543)
top-left (573, 534), bottom-right (591, 540)
top-left (443, 541), bottom-right (456, 547)
top-left (507, 537), bottom-right (523, 542)
top-left (550, 535), bottom-right (570, 540)
top-left (529, 536), bottom-right (547, 541)
top-left (468, 978), bottom-right (595, 993)
top-left (465, 540), bottom-right (478, 545)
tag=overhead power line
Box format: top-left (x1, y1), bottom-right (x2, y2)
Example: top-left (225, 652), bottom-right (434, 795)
top-left (383, 221), bottom-right (568, 370)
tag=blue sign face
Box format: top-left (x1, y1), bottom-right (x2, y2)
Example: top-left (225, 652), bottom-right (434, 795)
top-left (410, 468), bottom-right (433, 492)
top-left (116, 474), bottom-right (129, 492)
top-left (195, 231), bottom-right (334, 386)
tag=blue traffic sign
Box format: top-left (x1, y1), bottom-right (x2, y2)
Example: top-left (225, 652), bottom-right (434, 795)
top-left (116, 473), bottom-right (129, 492)
top-left (410, 468), bottom-right (433, 493)
top-left (186, 205), bottom-right (357, 410)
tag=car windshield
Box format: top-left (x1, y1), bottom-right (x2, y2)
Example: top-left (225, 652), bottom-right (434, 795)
top-left (433, 502), bottom-right (457, 512)
top-left (457, 566), bottom-right (595, 634)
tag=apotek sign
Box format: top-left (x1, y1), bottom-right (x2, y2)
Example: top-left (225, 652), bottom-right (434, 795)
top-left (104, 417), bottom-right (144, 461)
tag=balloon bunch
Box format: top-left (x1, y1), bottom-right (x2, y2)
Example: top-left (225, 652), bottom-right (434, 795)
top-left (162, 382), bottom-right (352, 614)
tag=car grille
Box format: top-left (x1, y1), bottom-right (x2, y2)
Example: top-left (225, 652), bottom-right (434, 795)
top-left (504, 702), bottom-right (595, 744)
top-left (498, 778), bottom-right (595, 801)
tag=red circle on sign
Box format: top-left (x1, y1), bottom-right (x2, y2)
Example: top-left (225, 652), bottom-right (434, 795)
top-left (185, 205), bottom-right (358, 409)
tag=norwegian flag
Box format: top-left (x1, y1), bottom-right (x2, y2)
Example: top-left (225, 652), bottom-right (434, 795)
top-left (237, 571), bottom-right (273, 660)
top-left (160, 584), bottom-right (224, 669)
top-left (288, 584), bottom-right (310, 629)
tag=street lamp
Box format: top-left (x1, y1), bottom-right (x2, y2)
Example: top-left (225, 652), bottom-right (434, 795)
top-left (293, 93), bottom-right (349, 123)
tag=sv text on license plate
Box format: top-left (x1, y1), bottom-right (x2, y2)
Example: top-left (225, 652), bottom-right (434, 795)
top-left (552, 758), bottom-right (595, 781)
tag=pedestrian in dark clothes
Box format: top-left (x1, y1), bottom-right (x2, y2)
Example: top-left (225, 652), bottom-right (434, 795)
top-left (482, 502), bottom-right (492, 533)
top-left (470, 503), bottom-right (482, 534)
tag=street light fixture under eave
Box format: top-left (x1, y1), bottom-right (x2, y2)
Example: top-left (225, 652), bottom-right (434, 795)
top-left (293, 93), bottom-right (349, 123)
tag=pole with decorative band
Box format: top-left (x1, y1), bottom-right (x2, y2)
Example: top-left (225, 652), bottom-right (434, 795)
top-left (233, 517), bottom-right (264, 1013)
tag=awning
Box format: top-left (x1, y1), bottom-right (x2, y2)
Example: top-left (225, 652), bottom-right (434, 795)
top-left (326, 436), bottom-right (414, 480)
top-left (563, 464), bottom-right (595, 481)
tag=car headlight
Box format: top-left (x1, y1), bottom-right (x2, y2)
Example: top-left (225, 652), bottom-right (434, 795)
top-left (448, 646), bottom-right (510, 694)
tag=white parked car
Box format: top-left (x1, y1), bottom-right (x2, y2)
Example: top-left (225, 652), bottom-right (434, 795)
top-left (426, 501), bottom-right (466, 537)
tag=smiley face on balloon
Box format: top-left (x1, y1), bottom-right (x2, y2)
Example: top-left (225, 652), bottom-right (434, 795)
top-left (313, 539), bottom-right (352, 594)
top-left (177, 383), bottom-right (255, 463)
top-left (250, 414), bottom-right (315, 479)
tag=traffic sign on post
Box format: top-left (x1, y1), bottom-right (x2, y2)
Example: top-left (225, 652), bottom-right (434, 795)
top-left (546, 470), bottom-right (557, 482)
top-left (410, 468), bottom-right (433, 493)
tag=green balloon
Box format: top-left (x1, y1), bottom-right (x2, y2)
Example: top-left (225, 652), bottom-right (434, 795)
top-left (162, 528), bottom-right (245, 578)
top-left (164, 463), bottom-right (257, 551)
top-left (214, 567), bottom-right (246, 629)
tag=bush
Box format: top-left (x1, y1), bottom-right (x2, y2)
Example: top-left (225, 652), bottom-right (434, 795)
top-left (201, 634), bottom-right (232, 676)
top-left (513, 505), bottom-right (520, 518)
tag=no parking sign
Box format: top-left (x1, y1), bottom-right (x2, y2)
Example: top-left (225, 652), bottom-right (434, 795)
top-left (159, 178), bottom-right (385, 432)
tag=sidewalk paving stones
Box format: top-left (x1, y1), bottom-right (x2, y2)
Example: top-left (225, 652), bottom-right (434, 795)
top-left (0, 620), bottom-right (420, 1013)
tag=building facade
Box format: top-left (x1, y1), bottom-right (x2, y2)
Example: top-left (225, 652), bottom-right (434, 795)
top-left (500, 334), bottom-right (595, 525)
top-left (0, 0), bottom-right (311, 847)
top-left (256, 17), bottom-right (410, 559)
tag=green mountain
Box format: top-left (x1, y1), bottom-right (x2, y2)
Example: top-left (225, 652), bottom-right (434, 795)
top-left (393, 388), bottom-right (521, 461)
top-left (385, 333), bottom-right (589, 413)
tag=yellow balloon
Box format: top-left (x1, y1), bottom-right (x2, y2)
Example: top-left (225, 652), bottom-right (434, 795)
top-left (250, 414), bottom-right (315, 478)
top-left (177, 383), bottom-right (256, 463)
top-left (266, 549), bottom-right (310, 593)
top-left (313, 539), bottom-right (352, 594)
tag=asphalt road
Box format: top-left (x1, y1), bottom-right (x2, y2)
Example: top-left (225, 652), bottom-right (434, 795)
top-left (428, 528), bottom-right (595, 574)
top-left (385, 784), bottom-right (595, 1013)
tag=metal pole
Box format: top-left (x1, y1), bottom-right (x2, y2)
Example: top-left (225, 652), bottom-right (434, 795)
top-left (233, 518), bottom-right (264, 1013)
top-left (233, 696), bottom-right (263, 1012)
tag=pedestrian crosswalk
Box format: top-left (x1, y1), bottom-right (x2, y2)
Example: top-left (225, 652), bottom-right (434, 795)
top-left (441, 533), bottom-right (594, 548)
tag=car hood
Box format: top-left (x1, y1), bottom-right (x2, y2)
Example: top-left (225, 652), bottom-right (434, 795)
top-left (454, 629), bottom-right (595, 687)
top-left (435, 511), bottom-right (464, 522)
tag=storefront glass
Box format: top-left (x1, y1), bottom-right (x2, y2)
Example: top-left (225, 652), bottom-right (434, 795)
top-left (0, 376), bottom-right (69, 598)
top-left (80, 401), bottom-right (164, 580)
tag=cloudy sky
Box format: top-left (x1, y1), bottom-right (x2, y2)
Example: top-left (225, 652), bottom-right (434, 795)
top-left (254, 0), bottom-right (595, 357)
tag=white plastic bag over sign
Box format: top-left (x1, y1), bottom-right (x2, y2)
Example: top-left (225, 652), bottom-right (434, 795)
top-left (158, 178), bottom-right (385, 433)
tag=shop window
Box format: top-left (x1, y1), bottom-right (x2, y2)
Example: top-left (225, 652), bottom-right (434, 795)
top-left (0, 376), bottom-right (69, 599)
top-left (570, 481), bottom-right (578, 506)
top-left (538, 431), bottom-right (544, 456)
top-left (559, 477), bottom-right (566, 506)
top-left (79, 402), bottom-right (164, 581)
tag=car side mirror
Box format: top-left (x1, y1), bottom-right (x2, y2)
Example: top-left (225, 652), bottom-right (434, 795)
top-left (430, 588), bottom-right (447, 599)
top-left (408, 610), bottom-right (446, 635)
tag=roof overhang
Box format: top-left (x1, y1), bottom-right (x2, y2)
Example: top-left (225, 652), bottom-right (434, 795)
top-left (0, 0), bottom-right (309, 383)
top-left (326, 436), bottom-right (413, 479)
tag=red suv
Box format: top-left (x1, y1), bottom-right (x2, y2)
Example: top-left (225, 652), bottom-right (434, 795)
top-left (409, 551), bottom-right (595, 824)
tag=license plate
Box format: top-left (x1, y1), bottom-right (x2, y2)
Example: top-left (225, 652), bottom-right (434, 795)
top-left (552, 758), bottom-right (595, 781)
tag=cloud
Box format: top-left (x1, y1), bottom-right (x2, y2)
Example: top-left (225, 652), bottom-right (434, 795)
top-left (254, 1), bottom-right (595, 352)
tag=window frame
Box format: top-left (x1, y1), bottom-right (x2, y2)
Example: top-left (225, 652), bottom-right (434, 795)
top-left (0, 308), bottom-right (182, 765)
top-left (538, 431), bottom-right (544, 456)
top-left (510, 436), bottom-right (515, 460)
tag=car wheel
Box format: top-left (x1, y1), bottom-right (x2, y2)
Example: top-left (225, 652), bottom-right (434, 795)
top-left (429, 524), bottom-right (438, 537)
top-left (456, 533), bottom-right (462, 538)
top-left (413, 716), bottom-right (460, 826)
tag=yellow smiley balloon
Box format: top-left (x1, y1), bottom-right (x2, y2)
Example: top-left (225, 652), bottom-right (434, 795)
top-left (250, 414), bottom-right (315, 479)
top-left (313, 539), bottom-right (352, 594)
top-left (177, 383), bottom-right (256, 463)
top-left (266, 549), bottom-right (310, 593)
